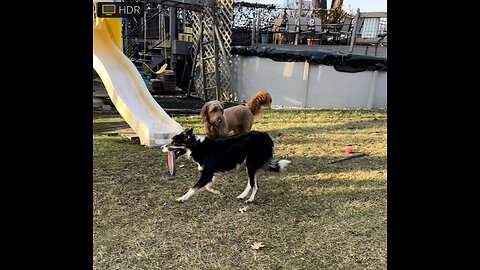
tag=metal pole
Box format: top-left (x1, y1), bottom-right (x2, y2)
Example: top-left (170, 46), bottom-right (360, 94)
top-left (123, 18), bottom-right (128, 54)
top-left (349, 8), bottom-right (360, 53)
top-left (251, 16), bottom-right (256, 45)
top-left (256, 9), bottom-right (261, 43)
top-left (143, 10), bottom-right (147, 59)
top-left (169, 7), bottom-right (177, 69)
top-left (158, 4), bottom-right (162, 42)
top-left (169, 8), bottom-right (177, 41)
top-left (294, 0), bottom-right (303, 45)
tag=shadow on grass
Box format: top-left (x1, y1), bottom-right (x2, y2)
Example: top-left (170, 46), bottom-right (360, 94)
top-left (93, 110), bottom-right (387, 269)
top-left (261, 177), bottom-right (386, 206)
top-left (284, 155), bottom-right (386, 173)
top-left (264, 118), bottom-right (386, 135)
top-left (94, 140), bottom-right (387, 269)
top-left (152, 153), bottom-right (386, 208)
top-left (93, 120), bottom-right (131, 134)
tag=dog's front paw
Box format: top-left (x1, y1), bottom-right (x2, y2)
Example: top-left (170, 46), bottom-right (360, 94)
top-left (236, 194), bottom-right (247, 199)
top-left (176, 196), bottom-right (189, 202)
top-left (176, 189), bottom-right (195, 202)
top-left (244, 198), bottom-right (255, 204)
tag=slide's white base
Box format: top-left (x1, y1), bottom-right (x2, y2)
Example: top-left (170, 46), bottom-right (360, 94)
top-left (93, 18), bottom-right (182, 146)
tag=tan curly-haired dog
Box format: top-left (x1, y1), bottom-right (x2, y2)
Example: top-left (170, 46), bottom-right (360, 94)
top-left (200, 91), bottom-right (272, 139)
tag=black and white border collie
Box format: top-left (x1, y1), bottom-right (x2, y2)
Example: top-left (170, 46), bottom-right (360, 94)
top-left (161, 128), bottom-right (291, 203)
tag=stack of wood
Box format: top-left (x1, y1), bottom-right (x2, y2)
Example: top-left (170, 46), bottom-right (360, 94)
top-left (148, 79), bottom-right (163, 94)
top-left (148, 70), bottom-right (177, 95)
top-left (158, 70), bottom-right (176, 94)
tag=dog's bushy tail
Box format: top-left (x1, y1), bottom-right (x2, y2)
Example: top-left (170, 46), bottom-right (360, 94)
top-left (267, 159), bottom-right (291, 172)
top-left (246, 91), bottom-right (272, 116)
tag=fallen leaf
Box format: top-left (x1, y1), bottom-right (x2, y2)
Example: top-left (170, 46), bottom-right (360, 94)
top-left (239, 206), bottom-right (248, 213)
top-left (250, 242), bottom-right (265, 250)
top-left (179, 165), bottom-right (185, 168)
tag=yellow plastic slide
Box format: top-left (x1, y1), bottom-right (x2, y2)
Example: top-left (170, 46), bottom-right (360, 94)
top-left (93, 17), bottom-right (183, 146)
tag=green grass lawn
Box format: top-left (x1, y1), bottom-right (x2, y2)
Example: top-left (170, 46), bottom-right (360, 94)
top-left (93, 109), bottom-right (387, 269)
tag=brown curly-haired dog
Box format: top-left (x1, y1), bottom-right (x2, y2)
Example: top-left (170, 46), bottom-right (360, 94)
top-left (200, 91), bottom-right (272, 139)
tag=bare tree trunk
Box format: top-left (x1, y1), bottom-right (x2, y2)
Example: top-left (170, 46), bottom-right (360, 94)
top-left (329, 0), bottom-right (345, 24)
top-left (331, 0), bottom-right (343, 9)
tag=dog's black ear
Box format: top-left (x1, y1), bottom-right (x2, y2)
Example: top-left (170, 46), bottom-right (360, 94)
top-left (185, 128), bottom-right (194, 137)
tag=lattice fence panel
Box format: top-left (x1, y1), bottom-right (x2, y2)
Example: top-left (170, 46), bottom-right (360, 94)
top-left (216, 0), bottom-right (233, 101)
top-left (192, 0), bottom-right (234, 101)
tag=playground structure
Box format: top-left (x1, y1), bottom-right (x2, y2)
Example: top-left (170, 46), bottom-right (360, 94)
top-left (93, 0), bottom-right (235, 146)
top-left (120, 0), bottom-right (233, 101)
top-left (93, 0), bottom-right (183, 146)
top-left (93, 0), bottom-right (387, 145)
top-left (93, 0), bottom-right (236, 146)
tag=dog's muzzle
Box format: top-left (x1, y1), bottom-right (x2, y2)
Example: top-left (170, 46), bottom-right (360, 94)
top-left (210, 118), bottom-right (223, 129)
top-left (161, 144), bottom-right (170, 153)
top-left (161, 143), bottom-right (187, 159)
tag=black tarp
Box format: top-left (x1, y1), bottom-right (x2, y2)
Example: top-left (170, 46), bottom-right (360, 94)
top-left (230, 46), bottom-right (387, 73)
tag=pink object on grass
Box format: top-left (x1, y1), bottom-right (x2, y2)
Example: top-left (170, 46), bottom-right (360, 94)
top-left (345, 147), bottom-right (353, 155)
